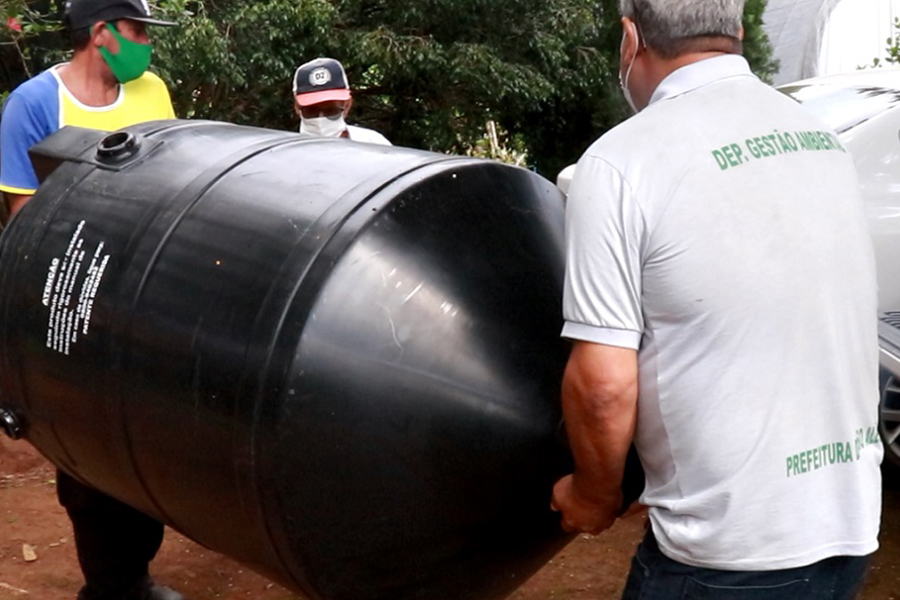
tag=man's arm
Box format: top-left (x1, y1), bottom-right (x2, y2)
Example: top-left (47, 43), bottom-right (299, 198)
top-left (551, 340), bottom-right (639, 535)
top-left (5, 192), bottom-right (32, 220)
top-left (1, 88), bottom-right (47, 216)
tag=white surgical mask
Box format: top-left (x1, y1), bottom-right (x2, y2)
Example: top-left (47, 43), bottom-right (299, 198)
top-left (619, 23), bottom-right (641, 114)
top-left (300, 115), bottom-right (348, 138)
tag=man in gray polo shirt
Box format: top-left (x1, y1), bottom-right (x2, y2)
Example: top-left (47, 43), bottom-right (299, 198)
top-left (551, 0), bottom-right (882, 597)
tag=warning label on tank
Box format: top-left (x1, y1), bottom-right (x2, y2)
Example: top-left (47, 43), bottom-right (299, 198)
top-left (43, 220), bottom-right (111, 355)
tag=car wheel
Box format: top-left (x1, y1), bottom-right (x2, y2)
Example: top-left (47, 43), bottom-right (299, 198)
top-left (880, 369), bottom-right (900, 466)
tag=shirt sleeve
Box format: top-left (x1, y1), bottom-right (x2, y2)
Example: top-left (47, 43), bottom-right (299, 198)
top-left (0, 91), bottom-right (53, 195)
top-left (347, 126), bottom-right (391, 146)
top-left (561, 153), bottom-right (646, 349)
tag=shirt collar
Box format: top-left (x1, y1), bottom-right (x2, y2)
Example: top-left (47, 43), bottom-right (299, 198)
top-left (648, 54), bottom-right (756, 106)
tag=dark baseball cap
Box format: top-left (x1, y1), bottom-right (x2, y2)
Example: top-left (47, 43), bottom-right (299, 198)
top-left (292, 58), bottom-right (352, 107)
top-left (64, 0), bottom-right (177, 30)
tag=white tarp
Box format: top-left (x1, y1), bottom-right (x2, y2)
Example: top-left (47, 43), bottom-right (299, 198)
top-left (763, 0), bottom-right (842, 84)
top-left (765, 0), bottom-right (900, 84)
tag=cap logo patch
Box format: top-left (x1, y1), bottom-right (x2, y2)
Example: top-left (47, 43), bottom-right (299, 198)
top-left (140, 0), bottom-right (151, 14)
top-left (309, 67), bottom-right (332, 87)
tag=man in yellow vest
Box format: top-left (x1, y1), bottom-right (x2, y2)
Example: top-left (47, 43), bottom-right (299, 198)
top-left (0, 0), bottom-right (174, 217)
top-left (0, 1), bottom-right (182, 598)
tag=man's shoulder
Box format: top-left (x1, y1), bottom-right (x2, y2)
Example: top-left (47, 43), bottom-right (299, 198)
top-left (124, 71), bottom-right (169, 94)
top-left (2, 68), bottom-right (59, 133)
top-left (588, 77), bottom-right (806, 163)
top-left (583, 114), bottom-right (653, 167)
top-left (6, 69), bottom-right (59, 107)
top-left (120, 71), bottom-right (174, 120)
top-left (138, 71), bottom-right (167, 87)
top-left (0, 69), bottom-right (61, 195)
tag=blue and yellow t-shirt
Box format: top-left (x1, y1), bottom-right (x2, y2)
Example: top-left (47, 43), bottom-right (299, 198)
top-left (0, 65), bottom-right (174, 195)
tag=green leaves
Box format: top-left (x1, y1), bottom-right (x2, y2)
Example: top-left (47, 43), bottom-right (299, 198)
top-left (860, 17), bottom-right (900, 69)
top-left (1, 0), bottom-right (776, 179)
top-left (742, 0), bottom-right (778, 84)
top-left (1, 0), bottom-right (65, 82)
top-left (331, 0), bottom-right (622, 173)
top-left (883, 17), bottom-right (900, 66)
top-left (150, 0), bottom-right (334, 125)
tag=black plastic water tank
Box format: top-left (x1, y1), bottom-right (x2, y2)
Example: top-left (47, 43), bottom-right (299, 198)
top-left (0, 121), bottom-right (575, 600)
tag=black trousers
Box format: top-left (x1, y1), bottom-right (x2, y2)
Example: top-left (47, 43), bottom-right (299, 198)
top-left (622, 528), bottom-right (870, 600)
top-left (57, 469), bottom-right (164, 600)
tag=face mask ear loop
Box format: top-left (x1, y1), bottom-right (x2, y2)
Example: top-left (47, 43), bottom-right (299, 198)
top-left (631, 23), bottom-right (640, 62)
top-left (635, 20), bottom-right (647, 50)
top-left (622, 20), bottom-right (643, 72)
top-left (619, 20), bottom-right (642, 113)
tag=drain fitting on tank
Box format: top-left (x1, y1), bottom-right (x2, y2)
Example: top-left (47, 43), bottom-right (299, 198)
top-left (0, 408), bottom-right (23, 440)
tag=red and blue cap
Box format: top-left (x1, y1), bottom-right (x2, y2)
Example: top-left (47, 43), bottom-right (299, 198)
top-left (293, 58), bottom-right (352, 107)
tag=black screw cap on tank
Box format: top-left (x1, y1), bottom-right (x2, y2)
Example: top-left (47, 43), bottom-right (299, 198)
top-left (96, 131), bottom-right (141, 162)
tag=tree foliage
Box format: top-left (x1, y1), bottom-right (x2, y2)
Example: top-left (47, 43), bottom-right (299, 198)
top-left (2, 0), bottom-right (778, 177)
top-left (0, 0), bottom-right (66, 105)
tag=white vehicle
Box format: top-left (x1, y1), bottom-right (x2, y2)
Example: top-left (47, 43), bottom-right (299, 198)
top-left (779, 69), bottom-right (900, 465)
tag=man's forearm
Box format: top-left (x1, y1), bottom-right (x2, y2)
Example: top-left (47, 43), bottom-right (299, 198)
top-left (4, 192), bottom-right (32, 219)
top-left (563, 342), bottom-right (638, 504)
top-left (552, 341), bottom-right (639, 533)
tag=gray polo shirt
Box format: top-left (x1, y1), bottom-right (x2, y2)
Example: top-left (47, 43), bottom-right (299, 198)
top-left (563, 55), bottom-right (882, 570)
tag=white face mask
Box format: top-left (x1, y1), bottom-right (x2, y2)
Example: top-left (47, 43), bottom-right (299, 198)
top-left (619, 24), bottom-right (641, 114)
top-left (300, 115), bottom-right (347, 138)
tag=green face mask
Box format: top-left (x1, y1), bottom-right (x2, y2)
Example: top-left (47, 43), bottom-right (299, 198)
top-left (99, 22), bottom-right (152, 83)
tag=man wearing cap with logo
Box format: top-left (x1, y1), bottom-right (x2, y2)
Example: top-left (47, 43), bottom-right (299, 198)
top-left (292, 57), bottom-right (391, 145)
top-left (0, 0), bottom-right (176, 220)
top-left (551, 0), bottom-right (881, 598)
top-left (0, 2), bottom-right (183, 598)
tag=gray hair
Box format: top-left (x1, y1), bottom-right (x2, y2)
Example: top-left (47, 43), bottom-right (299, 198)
top-left (619, 0), bottom-right (745, 58)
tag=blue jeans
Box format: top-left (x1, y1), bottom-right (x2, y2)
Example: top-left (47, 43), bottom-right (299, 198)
top-left (621, 529), bottom-right (870, 600)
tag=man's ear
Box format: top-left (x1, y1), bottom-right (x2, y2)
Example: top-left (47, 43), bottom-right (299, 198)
top-left (620, 16), bottom-right (641, 63)
top-left (738, 26), bottom-right (745, 41)
top-left (293, 99), bottom-right (302, 118)
top-left (344, 96), bottom-right (354, 117)
top-left (90, 21), bottom-right (109, 48)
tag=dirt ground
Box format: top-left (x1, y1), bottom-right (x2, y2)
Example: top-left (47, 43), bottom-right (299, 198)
top-left (2, 435), bottom-right (900, 600)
